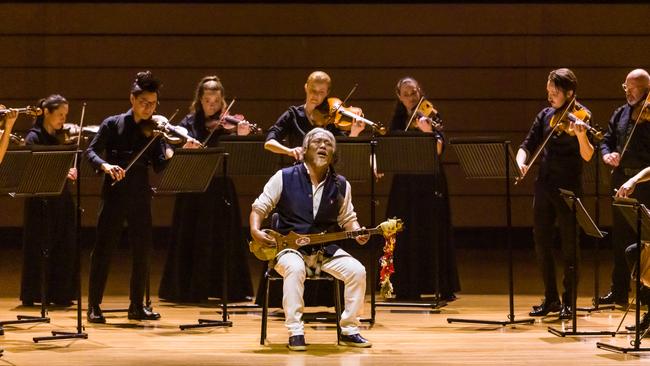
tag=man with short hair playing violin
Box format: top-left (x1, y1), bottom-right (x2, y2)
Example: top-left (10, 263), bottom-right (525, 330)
top-left (599, 69), bottom-right (650, 309)
top-left (251, 127), bottom-right (371, 351)
top-left (264, 71), bottom-right (366, 161)
top-left (516, 68), bottom-right (594, 320)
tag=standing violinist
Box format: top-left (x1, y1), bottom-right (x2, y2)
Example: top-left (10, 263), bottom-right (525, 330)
top-left (85, 71), bottom-right (173, 323)
top-left (516, 68), bottom-right (594, 319)
top-left (20, 95), bottom-right (78, 307)
top-left (264, 71), bottom-right (366, 160)
top-left (0, 106), bottom-right (18, 164)
top-left (598, 69), bottom-right (650, 308)
top-left (386, 77), bottom-right (460, 301)
top-left (158, 75), bottom-right (254, 303)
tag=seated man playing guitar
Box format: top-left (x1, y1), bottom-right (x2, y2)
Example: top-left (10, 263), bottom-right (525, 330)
top-left (250, 127), bottom-right (371, 351)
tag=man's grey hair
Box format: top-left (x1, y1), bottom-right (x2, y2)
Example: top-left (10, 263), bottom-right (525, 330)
top-left (302, 127), bottom-right (336, 154)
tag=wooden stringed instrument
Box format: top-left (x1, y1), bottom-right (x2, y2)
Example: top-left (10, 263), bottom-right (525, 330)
top-left (249, 218), bottom-right (403, 261)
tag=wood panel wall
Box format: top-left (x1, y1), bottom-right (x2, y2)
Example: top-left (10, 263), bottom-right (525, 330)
top-left (1, 3), bottom-right (648, 229)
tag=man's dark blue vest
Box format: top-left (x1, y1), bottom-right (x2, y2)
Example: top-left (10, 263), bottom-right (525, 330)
top-left (276, 164), bottom-right (347, 256)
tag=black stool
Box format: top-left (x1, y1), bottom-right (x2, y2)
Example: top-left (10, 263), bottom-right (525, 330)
top-left (260, 266), bottom-right (342, 345)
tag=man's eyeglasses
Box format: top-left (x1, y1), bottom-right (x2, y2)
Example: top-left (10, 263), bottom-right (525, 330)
top-left (137, 98), bottom-right (158, 109)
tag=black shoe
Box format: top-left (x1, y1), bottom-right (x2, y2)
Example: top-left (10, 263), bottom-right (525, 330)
top-left (87, 305), bottom-right (106, 324)
top-left (598, 291), bottom-right (628, 306)
top-left (529, 299), bottom-right (562, 317)
top-left (626, 312), bottom-right (650, 331)
top-left (287, 335), bottom-right (306, 351)
top-left (339, 333), bottom-right (372, 348)
top-left (127, 303), bottom-right (161, 321)
top-left (559, 304), bottom-right (572, 320)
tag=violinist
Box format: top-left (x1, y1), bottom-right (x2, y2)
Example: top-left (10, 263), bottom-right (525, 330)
top-left (21, 95), bottom-right (77, 307)
top-left (598, 69), bottom-right (650, 308)
top-left (386, 77), bottom-right (460, 302)
top-left (516, 68), bottom-right (594, 319)
top-left (0, 105), bottom-right (19, 164)
top-left (85, 71), bottom-right (172, 323)
top-left (158, 75), bottom-right (254, 303)
top-left (265, 71), bottom-right (365, 160)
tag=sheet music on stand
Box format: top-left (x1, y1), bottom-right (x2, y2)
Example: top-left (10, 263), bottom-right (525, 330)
top-left (614, 197), bottom-right (650, 241)
top-left (375, 133), bottom-right (437, 174)
top-left (153, 147), bottom-right (224, 194)
top-left (218, 135), bottom-right (282, 176)
top-left (333, 136), bottom-right (372, 182)
top-left (451, 137), bottom-right (522, 180)
top-left (559, 188), bottom-right (606, 239)
top-left (0, 148), bottom-right (31, 194)
top-left (10, 145), bottom-right (76, 197)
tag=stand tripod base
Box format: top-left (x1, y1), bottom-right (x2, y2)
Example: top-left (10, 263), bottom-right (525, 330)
top-left (179, 318), bottom-right (233, 330)
top-left (0, 315), bottom-right (50, 335)
top-left (376, 300), bottom-right (445, 313)
top-left (576, 304), bottom-right (616, 313)
top-left (597, 341), bottom-right (650, 353)
top-left (548, 326), bottom-right (616, 337)
top-left (33, 330), bottom-right (88, 343)
top-left (447, 316), bottom-right (535, 326)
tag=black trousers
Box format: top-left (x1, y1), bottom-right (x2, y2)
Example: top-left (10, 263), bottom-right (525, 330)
top-left (624, 243), bottom-right (650, 305)
top-left (88, 172), bottom-right (153, 306)
top-left (533, 182), bottom-right (579, 304)
top-left (609, 169), bottom-right (650, 298)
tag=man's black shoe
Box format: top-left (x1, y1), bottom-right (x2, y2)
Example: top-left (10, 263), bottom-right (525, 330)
top-left (127, 303), bottom-right (161, 321)
top-left (598, 291), bottom-right (628, 306)
top-left (287, 335), bottom-right (306, 351)
top-left (529, 299), bottom-right (562, 317)
top-left (87, 305), bottom-right (106, 324)
top-left (625, 312), bottom-right (650, 331)
top-left (339, 333), bottom-right (372, 348)
top-left (559, 304), bottom-right (572, 320)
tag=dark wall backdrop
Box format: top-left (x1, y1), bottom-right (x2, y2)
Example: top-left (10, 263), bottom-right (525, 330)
top-left (1, 3), bottom-right (648, 232)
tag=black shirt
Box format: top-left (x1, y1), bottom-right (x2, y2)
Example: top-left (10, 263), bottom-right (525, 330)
top-left (178, 112), bottom-right (231, 148)
top-left (520, 105), bottom-right (592, 191)
top-left (24, 124), bottom-right (60, 146)
top-left (266, 105), bottom-right (345, 149)
top-left (600, 103), bottom-right (650, 170)
top-left (86, 109), bottom-right (168, 175)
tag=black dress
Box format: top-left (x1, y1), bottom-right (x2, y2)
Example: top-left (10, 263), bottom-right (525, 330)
top-left (158, 113), bottom-right (253, 302)
top-left (20, 126), bottom-right (78, 306)
top-left (385, 103), bottom-right (460, 300)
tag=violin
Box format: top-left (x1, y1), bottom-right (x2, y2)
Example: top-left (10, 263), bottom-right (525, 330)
top-left (0, 105), bottom-right (42, 118)
top-left (406, 98), bottom-right (443, 132)
top-left (312, 97), bottom-right (386, 135)
top-left (0, 129), bottom-right (24, 145)
top-left (549, 101), bottom-right (603, 141)
top-left (206, 113), bottom-right (262, 135)
top-left (140, 115), bottom-right (200, 146)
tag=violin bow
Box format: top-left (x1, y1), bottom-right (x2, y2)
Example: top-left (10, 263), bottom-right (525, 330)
top-left (405, 96), bottom-right (426, 131)
top-left (72, 102), bottom-right (87, 169)
top-left (202, 98), bottom-right (236, 147)
top-left (620, 92), bottom-right (650, 161)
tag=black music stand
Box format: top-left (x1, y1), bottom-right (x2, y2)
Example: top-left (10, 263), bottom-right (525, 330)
top-left (578, 145), bottom-right (614, 313)
top-left (146, 147), bottom-right (232, 330)
top-left (446, 137), bottom-right (535, 326)
top-left (373, 133), bottom-right (444, 315)
top-left (0, 146), bottom-right (83, 339)
top-left (335, 137), bottom-right (376, 323)
top-left (597, 199), bottom-right (650, 353)
top-left (547, 189), bottom-right (615, 337)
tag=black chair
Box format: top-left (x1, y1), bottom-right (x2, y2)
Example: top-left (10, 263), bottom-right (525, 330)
top-left (259, 266), bottom-right (342, 345)
top-left (259, 213), bottom-right (342, 345)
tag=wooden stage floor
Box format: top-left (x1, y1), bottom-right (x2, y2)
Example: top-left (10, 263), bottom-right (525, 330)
top-left (0, 294), bottom-right (650, 365)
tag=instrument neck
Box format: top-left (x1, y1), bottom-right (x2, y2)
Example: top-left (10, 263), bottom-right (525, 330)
top-left (303, 227), bottom-right (381, 245)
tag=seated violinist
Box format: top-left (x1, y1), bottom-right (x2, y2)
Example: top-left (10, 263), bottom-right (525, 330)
top-left (158, 75), bottom-right (255, 303)
top-left (265, 71), bottom-right (366, 160)
top-left (0, 105), bottom-right (19, 164)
